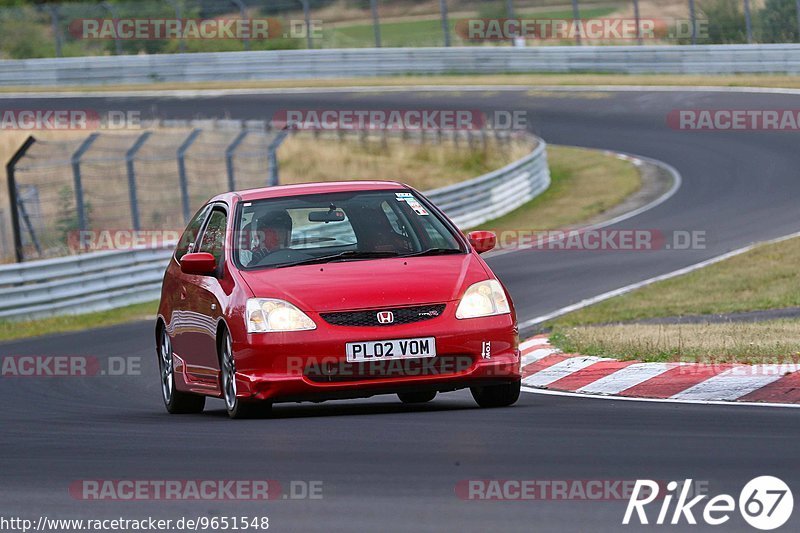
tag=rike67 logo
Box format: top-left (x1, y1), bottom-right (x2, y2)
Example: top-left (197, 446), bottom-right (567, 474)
top-left (624, 477), bottom-right (793, 530)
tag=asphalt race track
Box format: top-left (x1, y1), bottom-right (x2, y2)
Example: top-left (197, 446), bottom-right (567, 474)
top-left (2, 88), bottom-right (800, 532)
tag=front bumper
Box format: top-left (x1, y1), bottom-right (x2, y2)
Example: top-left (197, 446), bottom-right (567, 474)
top-left (232, 307), bottom-right (519, 403)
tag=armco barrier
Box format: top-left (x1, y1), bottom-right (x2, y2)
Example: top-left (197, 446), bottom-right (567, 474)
top-left (0, 135), bottom-right (550, 320)
top-left (2, 44), bottom-right (800, 87)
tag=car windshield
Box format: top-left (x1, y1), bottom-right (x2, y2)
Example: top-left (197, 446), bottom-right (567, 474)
top-left (235, 189), bottom-right (465, 269)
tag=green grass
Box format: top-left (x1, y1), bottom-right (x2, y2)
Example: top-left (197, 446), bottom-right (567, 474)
top-left (326, 8), bottom-right (617, 48)
top-left (474, 145), bottom-right (641, 232)
top-left (11, 73), bottom-right (800, 94)
top-left (550, 320), bottom-right (800, 364)
top-left (0, 300), bottom-right (158, 343)
top-left (550, 235), bottom-right (800, 327)
top-left (547, 235), bottom-right (800, 362)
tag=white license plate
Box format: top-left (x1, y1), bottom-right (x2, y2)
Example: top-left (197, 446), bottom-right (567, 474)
top-left (346, 337), bottom-right (436, 362)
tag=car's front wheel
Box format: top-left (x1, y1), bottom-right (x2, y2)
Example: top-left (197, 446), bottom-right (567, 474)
top-left (220, 330), bottom-right (272, 419)
top-left (158, 326), bottom-right (205, 414)
top-left (470, 380), bottom-right (521, 408)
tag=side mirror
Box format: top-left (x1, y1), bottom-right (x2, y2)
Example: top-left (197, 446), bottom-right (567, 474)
top-left (468, 231), bottom-right (496, 254)
top-left (180, 252), bottom-right (217, 276)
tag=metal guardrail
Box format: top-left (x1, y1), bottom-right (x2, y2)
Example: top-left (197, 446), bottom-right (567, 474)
top-left (0, 134), bottom-right (549, 321)
top-left (3, 44), bottom-right (800, 87)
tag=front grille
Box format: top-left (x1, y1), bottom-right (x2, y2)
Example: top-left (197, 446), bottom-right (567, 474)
top-left (320, 304), bottom-right (446, 327)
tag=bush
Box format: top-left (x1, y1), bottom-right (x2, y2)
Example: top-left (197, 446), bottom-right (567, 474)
top-left (700, 0), bottom-right (748, 44)
top-left (758, 0), bottom-right (798, 43)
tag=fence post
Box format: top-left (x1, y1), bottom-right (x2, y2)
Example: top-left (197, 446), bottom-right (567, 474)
top-left (225, 130), bottom-right (249, 191)
top-left (571, 0), bottom-right (581, 45)
top-left (71, 133), bottom-right (99, 232)
top-left (125, 131), bottom-right (151, 231)
top-left (267, 129), bottom-right (291, 186)
top-left (302, 0), bottom-right (312, 48)
top-left (689, 0), bottom-right (697, 45)
top-left (506, 0), bottom-right (515, 18)
top-left (744, 0), bottom-right (753, 44)
top-left (370, 0), bottom-right (382, 48)
top-left (177, 129), bottom-right (202, 224)
top-left (101, 1), bottom-right (124, 55)
top-left (5, 136), bottom-right (36, 263)
top-left (166, 0), bottom-right (186, 53)
top-left (46, 5), bottom-right (63, 58)
top-left (633, 0), bottom-right (642, 45)
top-left (231, 0), bottom-right (250, 51)
top-left (439, 0), bottom-right (450, 47)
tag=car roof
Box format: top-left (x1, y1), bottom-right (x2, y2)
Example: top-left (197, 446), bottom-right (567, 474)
top-left (218, 180), bottom-right (409, 203)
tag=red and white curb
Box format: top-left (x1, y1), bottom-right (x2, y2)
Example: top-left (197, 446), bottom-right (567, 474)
top-left (519, 336), bottom-right (800, 407)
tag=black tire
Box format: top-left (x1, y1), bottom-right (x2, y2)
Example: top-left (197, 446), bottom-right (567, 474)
top-left (158, 325), bottom-right (205, 414)
top-left (398, 391), bottom-right (437, 404)
top-left (219, 329), bottom-right (273, 419)
top-left (470, 380), bottom-right (521, 408)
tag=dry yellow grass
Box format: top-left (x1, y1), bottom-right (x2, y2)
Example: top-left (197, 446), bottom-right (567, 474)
top-left (481, 145), bottom-right (641, 233)
top-left (279, 132), bottom-right (531, 190)
top-left (552, 320), bottom-right (800, 363)
top-left (6, 73), bottom-right (800, 94)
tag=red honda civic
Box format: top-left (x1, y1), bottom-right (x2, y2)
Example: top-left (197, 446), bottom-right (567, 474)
top-left (156, 181), bottom-right (520, 418)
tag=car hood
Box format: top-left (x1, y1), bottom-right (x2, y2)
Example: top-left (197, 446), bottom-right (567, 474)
top-left (238, 253), bottom-right (489, 312)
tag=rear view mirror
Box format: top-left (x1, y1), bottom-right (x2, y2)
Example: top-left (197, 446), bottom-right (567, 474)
top-left (308, 209), bottom-right (345, 223)
top-left (468, 231), bottom-right (497, 254)
top-left (180, 252), bottom-right (217, 276)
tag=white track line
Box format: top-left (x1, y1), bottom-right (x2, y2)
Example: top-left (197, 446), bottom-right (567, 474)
top-left (521, 347), bottom-right (559, 367)
top-left (521, 386), bottom-right (800, 409)
top-left (522, 356), bottom-right (609, 387)
top-left (519, 337), bottom-right (550, 351)
top-left (576, 362), bottom-right (677, 395)
top-left (519, 230), bottom-right (800, 330)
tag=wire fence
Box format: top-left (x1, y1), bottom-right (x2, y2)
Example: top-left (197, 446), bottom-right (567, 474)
top-left (3, 126), bottom-right (285, 262)
top-left (3, 0), bottom-right (799, 60)
top-left (2, 124), bottom-right (521, 263)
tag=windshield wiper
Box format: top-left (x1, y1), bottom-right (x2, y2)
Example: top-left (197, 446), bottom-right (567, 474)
top-left (399, 248), bottom-right (464, 258)
top-left (275, 250), bottom-right (400, 268)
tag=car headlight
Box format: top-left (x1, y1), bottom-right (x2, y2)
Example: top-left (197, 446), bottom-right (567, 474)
top-left (246, 298), bottom-right (316, 333)
top-left (455, 280), bottom-right (511, 319)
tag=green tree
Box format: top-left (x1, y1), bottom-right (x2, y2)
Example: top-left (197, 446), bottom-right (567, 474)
top-left (700, 0), bottom-right (748, 43)
top-left (758, 0), bottom-right (798, 43)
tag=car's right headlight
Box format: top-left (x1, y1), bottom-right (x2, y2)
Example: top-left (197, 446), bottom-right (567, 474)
top-left (455, 280), bottom-right (511, 319)
top-left (246, 298), bottom-right (316, 333)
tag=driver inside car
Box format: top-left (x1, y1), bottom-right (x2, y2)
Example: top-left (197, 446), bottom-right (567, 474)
top-left (240, 210), bottom-right (293, 266)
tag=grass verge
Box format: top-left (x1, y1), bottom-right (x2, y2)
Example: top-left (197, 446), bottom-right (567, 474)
top-left (7, 73), bottom-right (800, 94)
top-left (0, 300), bottom-right (158, 343)
top-left (548, 235), bottom-right (800, 362)
top-left (476, 145), bottom-right (641, 232)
